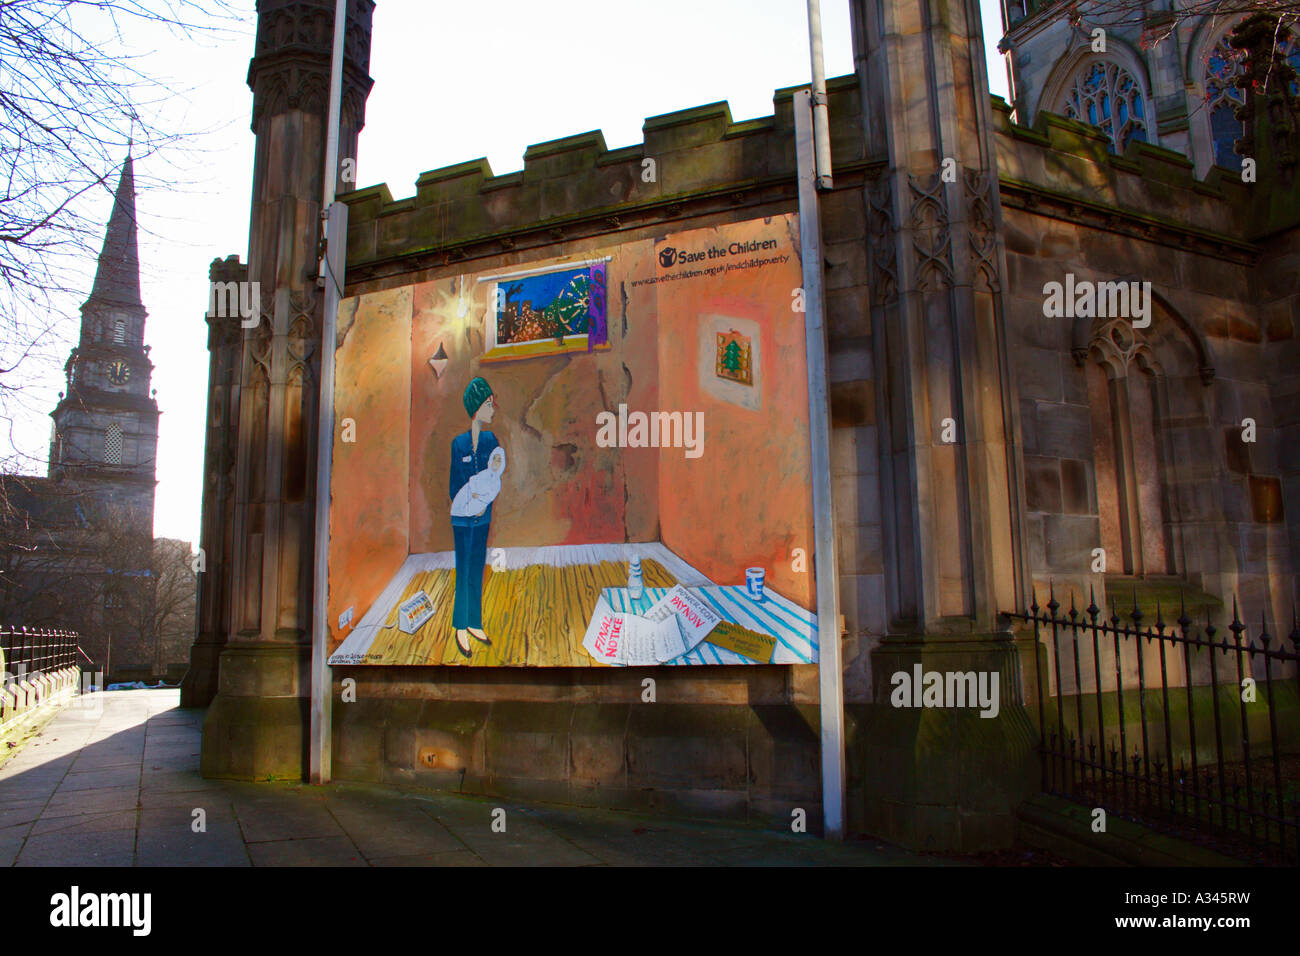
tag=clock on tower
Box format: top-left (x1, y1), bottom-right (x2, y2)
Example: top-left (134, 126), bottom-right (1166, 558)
top-left (107, 360), bottom-right (131, 386)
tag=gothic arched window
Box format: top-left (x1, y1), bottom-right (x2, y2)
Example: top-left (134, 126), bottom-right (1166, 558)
top-left (1062, 60), bottom-right (1149, 153)
top-left (1206, 37), bottom-right (1247, 170)
top-left (1204, 32), bottom-right (1300, 170)
top-left (104, 423), bottom-right (123, 464)
top-left (1085, 320), bottom-right (1170, 576)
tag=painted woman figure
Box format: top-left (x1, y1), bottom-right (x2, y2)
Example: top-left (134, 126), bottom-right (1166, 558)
top-left (449, 376), bottom-right (499, 658)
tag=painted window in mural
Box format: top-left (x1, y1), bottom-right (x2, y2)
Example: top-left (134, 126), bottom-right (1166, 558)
top-left (1062, 60), bottom-right (1148, 153)
top-left (325, 214), bottom-right (818, 668)
top-left (483, 261), bottom-right (607, 359)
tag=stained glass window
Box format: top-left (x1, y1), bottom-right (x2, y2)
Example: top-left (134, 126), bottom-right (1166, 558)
top-left (1063, 61), bottom-right (1149, 153)
top-left (1205, 32), bottom-right (1300, 170)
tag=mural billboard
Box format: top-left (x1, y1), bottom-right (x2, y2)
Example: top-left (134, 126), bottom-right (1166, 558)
top-left (325, 213), bottom-right (819, 666)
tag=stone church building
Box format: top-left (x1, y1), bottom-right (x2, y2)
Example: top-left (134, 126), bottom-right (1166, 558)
top-left (0, 153), bottom-right (195, 682)
top-left (187, 0), bottom-right (1299, 851)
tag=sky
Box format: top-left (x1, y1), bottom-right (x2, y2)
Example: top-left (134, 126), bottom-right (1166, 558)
top-left (14, 0), bottom-right (1011, 544)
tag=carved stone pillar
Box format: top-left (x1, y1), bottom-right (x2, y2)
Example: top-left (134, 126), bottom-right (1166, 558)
top-left (1231, 12), bottom-right (1300, 235)
top-left (201, 0), bottom-right (373, 779)
top-left (181, 256), bottom-right (246, 708)
top-left (850, 0), bottom-right (1037, 850)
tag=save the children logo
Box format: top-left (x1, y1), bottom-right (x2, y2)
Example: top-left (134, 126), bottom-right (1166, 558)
top-left (656, 238), bottom-right (780, 270)
top-left (633, 235), bottom-right (791, 288)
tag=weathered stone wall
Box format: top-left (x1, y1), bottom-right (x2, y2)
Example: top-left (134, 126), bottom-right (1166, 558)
top-left (1259, 226), bottom-right (1300, 631)
top-left (183, 257), bottom-right (247, 707)
top-left (994, 99), bottom-right (1297, 641)
top-left (331, 667), bottom-right (822, 827)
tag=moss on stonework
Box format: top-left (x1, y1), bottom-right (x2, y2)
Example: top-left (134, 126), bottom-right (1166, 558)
top-left (200, 694), bottom-right (309, 781)
top-left (1099, 575), bottom-right (1223, 626)
top-left (1040, 678), bottom-right (1298, 742)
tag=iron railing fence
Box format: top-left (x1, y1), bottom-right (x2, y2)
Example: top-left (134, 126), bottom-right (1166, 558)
top-left (0, 626), bottom-right (83, 688)
top-left (1005, 588), bottom-right (1300, 864)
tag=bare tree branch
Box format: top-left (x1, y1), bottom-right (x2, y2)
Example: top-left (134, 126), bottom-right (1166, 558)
top-left (0, 0), bottom-right (241, 486)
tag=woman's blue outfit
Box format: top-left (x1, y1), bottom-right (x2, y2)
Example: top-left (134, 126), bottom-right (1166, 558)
top-left (450, 429), bottom-right (499, 630)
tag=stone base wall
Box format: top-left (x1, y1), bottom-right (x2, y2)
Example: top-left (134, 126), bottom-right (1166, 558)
top-left (329, 640), bottom-right (1041, 851)
top-left (200, 642), bottom-right (310, 780)
top-left (333, 693), bottom-right (822, 828)
top-left (329, 665), bottom-right (820, 825)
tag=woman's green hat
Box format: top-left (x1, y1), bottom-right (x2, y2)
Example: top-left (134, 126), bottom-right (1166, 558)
top-left (463, 376), bottom-right (492, 418)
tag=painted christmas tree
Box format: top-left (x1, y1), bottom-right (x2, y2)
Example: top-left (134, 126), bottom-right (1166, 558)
top-left (722, 340), bottom-right (743, 374)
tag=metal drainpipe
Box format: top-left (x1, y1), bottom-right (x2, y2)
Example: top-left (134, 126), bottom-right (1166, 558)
top-left (309, 0), bottom-right (349, 786)
top-left (807, 0), bottom-right (834, 191)
top-left (795, 87), bottom-right (846, 840)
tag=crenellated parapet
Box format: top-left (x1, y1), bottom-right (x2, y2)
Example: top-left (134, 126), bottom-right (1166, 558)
top-left (205, 255), bottom-right (248, 351)
top-left (342, 75), bottom-right (867, 287)
top-left (991, 96), bottom-right (1260, 265)
top-left (342, 74), bottom-right (1273, 294)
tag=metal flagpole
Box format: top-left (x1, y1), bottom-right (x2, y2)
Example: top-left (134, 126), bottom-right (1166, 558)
top-left (794, 86), bottom-right (846, 840)
top-left (309, 0), bottom-right (349, 785)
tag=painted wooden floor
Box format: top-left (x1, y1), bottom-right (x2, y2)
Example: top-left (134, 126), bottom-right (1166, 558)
top-left (359, 558), bottom-right (681, 666)
top-left (330, 542), bottom-right (797, 667)
top-left (330, 542), bottom-right (712, 666)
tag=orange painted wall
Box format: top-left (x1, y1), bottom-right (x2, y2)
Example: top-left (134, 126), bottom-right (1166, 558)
top-left (326, 288), bottom-right (413, 653)
top-left (653, 215), bottom-right (816, 610)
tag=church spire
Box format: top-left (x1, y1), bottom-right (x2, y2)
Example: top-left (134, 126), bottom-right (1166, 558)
top-left (86, 148), bottom-right (143, 310)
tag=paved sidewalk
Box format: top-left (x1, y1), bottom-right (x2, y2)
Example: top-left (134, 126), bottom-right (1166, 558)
top-left (0, 688), bottom-right (952, 867)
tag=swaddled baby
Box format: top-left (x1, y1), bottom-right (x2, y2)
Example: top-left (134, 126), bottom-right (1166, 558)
top-left (450, 446), bottom-right (506, 517)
